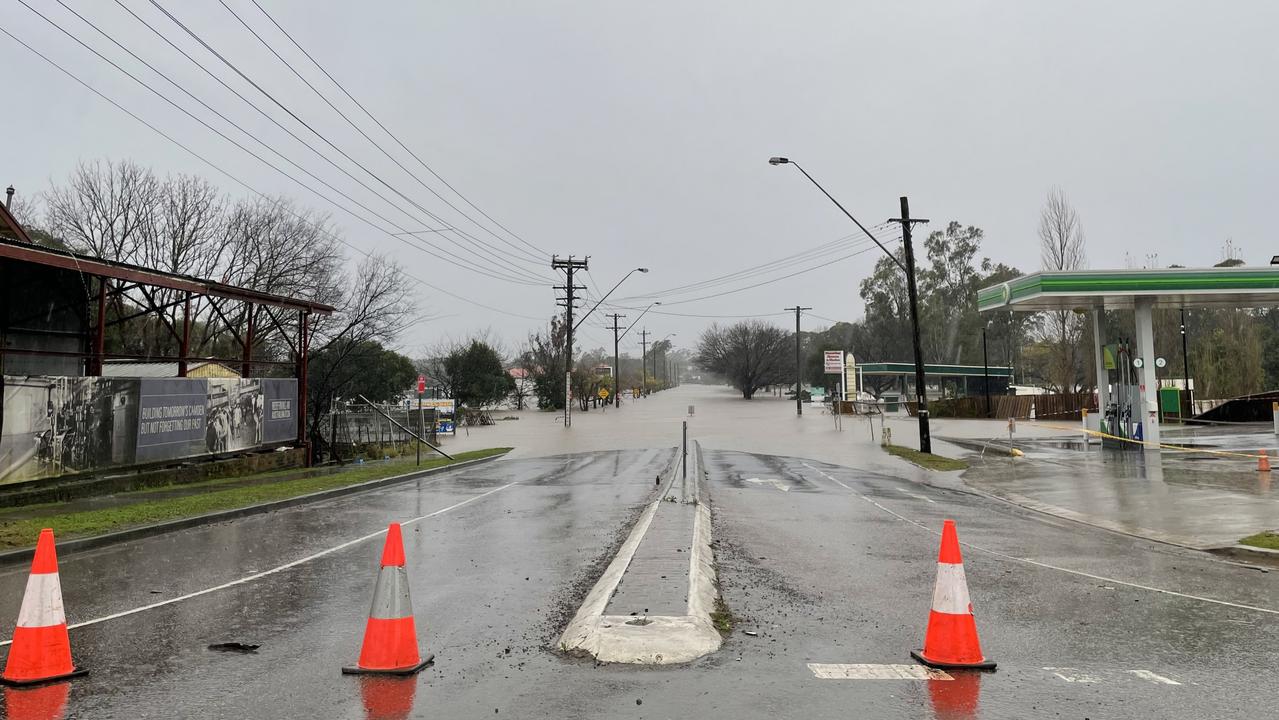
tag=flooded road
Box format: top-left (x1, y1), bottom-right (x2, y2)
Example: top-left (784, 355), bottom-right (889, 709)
top-left (0, 446), bottom-right (1275, 718)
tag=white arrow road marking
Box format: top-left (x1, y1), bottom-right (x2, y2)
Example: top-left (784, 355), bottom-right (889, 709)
top-left (809, 663), bottom-right (951, 680)
top-left (744, 477), bottom-right (790, 492)
top-left (1127, 669), bottom-right (1181, 685)
top-left (897, 487), bottom-right (936, 503)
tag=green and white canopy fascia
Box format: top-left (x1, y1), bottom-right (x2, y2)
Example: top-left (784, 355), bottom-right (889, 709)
top-left (977, 267), bottom-right (1279, 313)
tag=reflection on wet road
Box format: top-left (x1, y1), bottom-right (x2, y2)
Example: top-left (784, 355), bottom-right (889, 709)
top-left (0, 447), bottom-right (1275, 718)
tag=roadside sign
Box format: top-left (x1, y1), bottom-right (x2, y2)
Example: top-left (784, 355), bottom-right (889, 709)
top-left (417, 375), bottom-right (426, 394)
top-left (598, 388), bottom-right (609, 400)
top-left (824, 350), bottom-right (845, 375)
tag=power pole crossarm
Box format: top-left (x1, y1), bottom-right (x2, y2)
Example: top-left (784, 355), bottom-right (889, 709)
top-left (784, 306), bottom-right (811, 416)
top-left (552, 255), bottom-right (589, 427)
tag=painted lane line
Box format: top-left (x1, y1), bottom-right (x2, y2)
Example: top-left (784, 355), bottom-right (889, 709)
top-left (808, 663), bottom-right (951, 680)
top-left (0, 482), bottom-right (518, 646)
top-left (798, 462), bottom-right (1279, 617)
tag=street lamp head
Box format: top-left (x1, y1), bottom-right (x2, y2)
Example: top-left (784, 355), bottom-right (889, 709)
top-left (768, 156), bottom-right (790, 165)
top-left (654, 301), bottom-right (662, 306)
top-left (636, 267), bottom-right (650, 273)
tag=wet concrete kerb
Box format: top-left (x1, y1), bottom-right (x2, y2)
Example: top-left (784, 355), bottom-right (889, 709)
top-left (558, 440), bottom-right (722, 664)
top-left (0, 451), bottom-right (511, 567)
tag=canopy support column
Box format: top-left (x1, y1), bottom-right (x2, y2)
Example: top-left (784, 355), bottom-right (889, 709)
top-left (1134, 298), bottom-right (1159, 448)
top-left (1093, 307), bottom-right (1109, 418)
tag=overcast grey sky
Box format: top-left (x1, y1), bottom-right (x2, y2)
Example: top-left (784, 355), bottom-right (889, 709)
top-left (4, 1), bottom-right (1277, 357)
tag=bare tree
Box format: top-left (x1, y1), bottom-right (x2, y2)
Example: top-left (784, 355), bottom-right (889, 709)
top-left (695, 320), bottom-right (791, 399)
top-left (45, 159), bottom-right (160, 260)
top-left (1037, 187), bottom-right (1088, 392)
top-left (306, 253), bottom-right (416, 452)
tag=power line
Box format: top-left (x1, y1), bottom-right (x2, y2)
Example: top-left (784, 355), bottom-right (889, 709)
top-left (31, 0), bottom-right (545, 287)
top-left (217, 0), bottom-right (545, 265)
top-left (637, 238), bottom-right (898, 307)
top-left (144, 0), bottom-right (552, 282)
top-left (0, 23), bottom-right (545, 324)
top-left (616, 223), bottom-right (896, 302)
top-left (245, 0), bottom-right (546, 260)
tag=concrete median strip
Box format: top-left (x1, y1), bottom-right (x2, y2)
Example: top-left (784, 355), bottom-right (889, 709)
top-left (559, 441), bottom-right (722, 665)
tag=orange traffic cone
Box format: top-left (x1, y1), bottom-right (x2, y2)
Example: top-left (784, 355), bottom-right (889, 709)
top-left (910, 520), bottom-right (996, 671)
top-left (1, 529), bottom-right (87, 686)
top-left (342, 523), bottom-right (433, 675)
top-left (1259, 450), bottom-right (1271, 473)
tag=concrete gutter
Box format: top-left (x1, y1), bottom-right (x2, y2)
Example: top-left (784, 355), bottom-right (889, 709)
top-left (0, 451), bottom-right (510, 567)
top-left (559, 440), bottom-right (722, 664)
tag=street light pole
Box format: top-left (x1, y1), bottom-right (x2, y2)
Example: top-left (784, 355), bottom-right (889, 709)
top-left (785, 305), bottom-right (811, 416)
top-left (982, 325), bottom-right (991, 419)
top-left (769, 157), bottom-right (932, 452)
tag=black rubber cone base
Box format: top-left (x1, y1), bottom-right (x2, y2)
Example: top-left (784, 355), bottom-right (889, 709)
top-left (342, 653), bottom-right (434, 676)
top-left (911, 649), bottom-right (997, 671)
top-left (0, 667), bottom-right (89, 687)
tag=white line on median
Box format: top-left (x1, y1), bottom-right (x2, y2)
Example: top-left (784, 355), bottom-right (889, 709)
top-left (798, 462), bottom-right (1279, 617)
top-left (809, 663), bottom-right (951, 680)
top-left (0, 482), bottom-right (518, 646)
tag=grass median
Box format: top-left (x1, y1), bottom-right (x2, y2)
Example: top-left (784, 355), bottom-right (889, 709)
top-left (883, 444), bottom-right (969, 472)
top-left (0, 447), bottom-right (510, 550)
top-left (1239, 531), bottom-right (1279, 550)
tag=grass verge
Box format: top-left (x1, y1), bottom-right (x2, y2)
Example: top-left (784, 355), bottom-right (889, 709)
top-left (1239, 531), bottom-right (1279, 550)
top-left (710, 595), bottom-right (735, 636)
top-left (0, 448), bottom-right (509, 550)
top-left (883, 444), bottom-right (969, 472)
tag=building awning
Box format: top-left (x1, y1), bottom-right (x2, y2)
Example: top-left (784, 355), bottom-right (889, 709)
top-left (978, 267), bottom-right (1279, 313)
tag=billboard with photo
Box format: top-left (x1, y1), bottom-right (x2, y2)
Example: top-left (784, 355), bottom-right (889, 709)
top-left (0, 374), bottom-right (297, 485)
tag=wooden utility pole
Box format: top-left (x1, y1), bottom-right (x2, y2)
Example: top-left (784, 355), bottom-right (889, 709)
top-left (784, 306), bottom-right (812, 416)
top-left (889, 197), bottom-right (932, 453)
top-left (552, 255), bottom-right (588, 426)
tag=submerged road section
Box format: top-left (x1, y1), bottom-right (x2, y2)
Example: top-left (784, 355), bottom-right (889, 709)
top-left (0, 444), bottom-right (1276, 718)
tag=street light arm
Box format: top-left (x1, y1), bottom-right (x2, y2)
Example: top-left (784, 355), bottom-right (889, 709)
top-left (573, 268), bottom-right (647, 333)
top-left (788, 162), bottom-right (908, 275)
top-left (619, 302), bottom-right (659, 342)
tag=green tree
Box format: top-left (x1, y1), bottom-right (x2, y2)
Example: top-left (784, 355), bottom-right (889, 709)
top-left (443, 340), bottom-right (516, 409)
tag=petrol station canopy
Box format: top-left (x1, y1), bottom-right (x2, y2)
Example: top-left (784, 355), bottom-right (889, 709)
top-left (977, 267), bottom-right (1279, 313)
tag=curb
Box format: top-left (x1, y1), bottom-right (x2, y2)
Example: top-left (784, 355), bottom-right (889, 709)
top-left (0, 451), bottom-right (510, 567)
top-left (559, 442), bottom-right (721, 665)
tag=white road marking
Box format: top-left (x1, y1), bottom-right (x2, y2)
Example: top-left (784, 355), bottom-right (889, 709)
top-left (1127, 669), bottom-right (1181, 685)
top-left (897, 487), bottom-right (936, 503)
top-left (798, 462), bottom-right (1279, 617)
top-left (745, 477), bottom-right (790, 492)
top-left (1044, 667), bottom-right (1182, 685)
top-left (809, 663), bottom-right (951, 680)
top-left (0, 482), bottom-right (518, 646)
top-left (1045, 667), bottom-right (1102, 683)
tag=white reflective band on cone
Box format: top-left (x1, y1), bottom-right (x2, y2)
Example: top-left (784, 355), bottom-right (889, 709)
top-left (368, 566), bottom-right (413, 620)
top-left (16, 572), bottom-right (66, 628)
top-left (930, 563), bottom-right (971, 615)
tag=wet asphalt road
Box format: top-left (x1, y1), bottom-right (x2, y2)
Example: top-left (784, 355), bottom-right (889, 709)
top-left (1, 447), bottom-right (1277, 718)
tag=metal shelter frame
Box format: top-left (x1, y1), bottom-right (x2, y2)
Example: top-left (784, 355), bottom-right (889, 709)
top-left (0, 202), bottom-right (334, 449)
